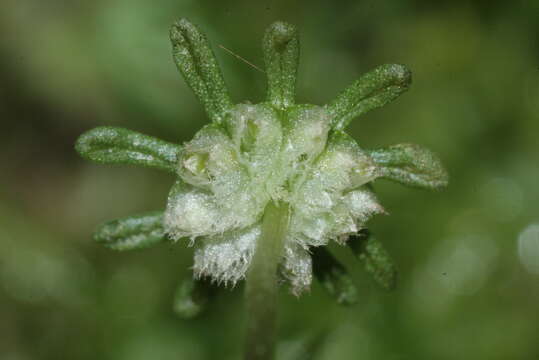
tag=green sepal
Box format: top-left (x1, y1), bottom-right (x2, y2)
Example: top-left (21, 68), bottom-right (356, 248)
top-left (263, 21), bottom-right (299, 109)
top-left (368, 143), bottom-right (449, 190)
top-left (94, 211), bottom-right (166, 251)
top-left (348, 229), bottom-right (396, 290)
top-left (75, 126), bottom-right (180, 173)
top-left (312, 247), bottom-right (358, 306)
top-left (327, 64), bottom-right (412, 130)
top-left (170, 18), bottom-right (232, 123)
top-left (173, 274), bottom-right (217, 319)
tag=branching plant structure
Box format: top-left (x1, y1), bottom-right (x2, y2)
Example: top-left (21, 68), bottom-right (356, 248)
top-left (76, 19), bottom-right (448, 360)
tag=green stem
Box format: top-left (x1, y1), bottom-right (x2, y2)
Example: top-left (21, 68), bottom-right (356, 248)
top-left (244, 201), bottom-right (290, 360)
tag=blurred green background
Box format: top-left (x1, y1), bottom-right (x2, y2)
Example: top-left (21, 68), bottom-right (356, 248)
top-left (1, 0), bottom-right (539, 359)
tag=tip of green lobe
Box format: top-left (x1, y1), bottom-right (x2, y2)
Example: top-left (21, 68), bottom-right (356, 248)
top-left (74, 126), bottom-right (107, 160)
top-left (266, 21), bottom-right (297, 47)
top-left (170, 18), bottom-right (196, 45)
top-left (384, 63), bottom-right (412, 88)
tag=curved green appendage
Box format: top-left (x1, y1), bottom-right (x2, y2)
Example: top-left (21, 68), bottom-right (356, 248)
top-left (348, 229), bottom-right (396, 290)
top-left (94, 211), bottom-right (166, 251)
top-left (312, 247), bottom-right (358, 306)
top-left (368, 143), bottom-right (449, 190)
top-left (263, 21), bottom-right (299, 109)
top-left (327, 64), bottom-right (412, 130)
top-left (173, 274), bottom-right (217, 319)
top-left (170, 18), bottom-right (232, 123)
top-left (75, 126), bottom-right (180, 173)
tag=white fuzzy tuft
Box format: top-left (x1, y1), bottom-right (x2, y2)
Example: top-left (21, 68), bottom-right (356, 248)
top-left (193, 226), bottom-right (261, 285)
top-left (280, 244), bottom-right (313, 296)
top-left (164, 103), bottom-right (384, 289)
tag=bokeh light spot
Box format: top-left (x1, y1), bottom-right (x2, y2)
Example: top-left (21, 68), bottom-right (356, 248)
top-left (480, 177), bottom-right (523, 222)
top-left (518, 223), bottom-right (539, 275)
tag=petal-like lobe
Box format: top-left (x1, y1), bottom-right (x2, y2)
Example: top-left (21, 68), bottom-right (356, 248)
top-left (327, 64), bottom-right (411, 130)
top-left (368, 143), bottom-right (449, 190)
top-left (94, 211), bottom-right (166, 251)
top-left (263, 21), bottom-right (299, 109)
top-left (76, 127), bottom-right (180, 173)
top-left (170, 19), bottom-right (232, 123)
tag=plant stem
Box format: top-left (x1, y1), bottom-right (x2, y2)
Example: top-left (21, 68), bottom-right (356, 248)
top-left (244, 201), bottom-right (290, 360)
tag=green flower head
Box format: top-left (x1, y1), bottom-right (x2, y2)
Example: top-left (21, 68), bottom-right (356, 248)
top-left (76, 19), bottom-right (448, 306)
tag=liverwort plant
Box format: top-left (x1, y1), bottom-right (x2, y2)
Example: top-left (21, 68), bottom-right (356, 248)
top-left (76, 19), bottom-right (448, 360)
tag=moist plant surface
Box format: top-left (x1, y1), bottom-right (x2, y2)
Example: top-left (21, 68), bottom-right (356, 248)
top-left (76, 18), bottom-right (448, 360)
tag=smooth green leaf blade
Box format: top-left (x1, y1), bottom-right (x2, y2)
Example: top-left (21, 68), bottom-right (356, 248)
top-left (170, 18), bottom-right (232, 123)
top-left (327, 64), bottom-right (412, 130)
top-left (368, 143), bottom-right (449, 190)
top-left (263, 21), bottom-right (299, 109)
top-left (173, 274), bottom-right (217, 319)
top-left (94, 211), bottom-right (166, 251)
top-left (348, 229), bottom-right (396, 290)
top-left (75, 126), bottom-right (180, 173)
top-left (312, 247), bottom-right (358, 306)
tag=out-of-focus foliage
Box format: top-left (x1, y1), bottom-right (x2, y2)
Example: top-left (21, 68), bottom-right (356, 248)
top-left (1, 1), bottom-right (538, 359)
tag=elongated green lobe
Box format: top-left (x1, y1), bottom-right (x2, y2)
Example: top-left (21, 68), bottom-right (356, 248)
top-left (94, 211), bottom-right (166, 251)
top-left (173, 275), bottom-right (216, 319)
top-left (328, 64), bottom-right (412, 130)
top-left (312, 247), bottom-right (358, 305)
top-left (263, 21), bottom-right (299, 109)
top-left (368, 143), bottom-right (449, 190)
top-left (75, 126), bottom-right (180, 173)
top-left (75, 19), bottom-right (450, 360)
top-left (348, 230), bottom-right (396, 290)
top-left (170, 19), bottom-right (232, 123)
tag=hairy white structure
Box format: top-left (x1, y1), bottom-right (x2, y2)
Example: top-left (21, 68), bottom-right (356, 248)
top-left (77, 20), bottom-right (448, 333)
top-left (163, 104), bottom-right (385, 293)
